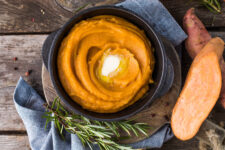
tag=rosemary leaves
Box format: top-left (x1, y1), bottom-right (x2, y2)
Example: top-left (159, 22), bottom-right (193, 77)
top-left (43, 98), bottom-right (150, 150)
top-left (201, 0), bottom-right (221, 13)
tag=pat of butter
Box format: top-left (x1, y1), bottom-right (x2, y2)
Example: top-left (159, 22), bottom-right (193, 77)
top-left (101, 55), bottom-right (120, 76)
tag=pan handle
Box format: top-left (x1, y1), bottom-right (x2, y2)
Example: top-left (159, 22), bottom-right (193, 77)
top-left (42, 30), bottom-right (59, 71)
top-left (153, 37), bottom-right (176, 99)
top-left (157, 57), bottom-right (174, 98)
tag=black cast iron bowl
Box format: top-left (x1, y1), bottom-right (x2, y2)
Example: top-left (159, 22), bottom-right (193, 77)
top-left (46, 6), bottom-right (174, 121)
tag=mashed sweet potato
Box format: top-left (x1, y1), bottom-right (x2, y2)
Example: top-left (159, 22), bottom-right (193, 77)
top-left (57, 15), bottom-right (154, 113)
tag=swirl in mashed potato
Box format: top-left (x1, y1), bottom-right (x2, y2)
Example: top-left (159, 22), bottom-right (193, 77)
top-left (57, 15), bottom-right (154, 113)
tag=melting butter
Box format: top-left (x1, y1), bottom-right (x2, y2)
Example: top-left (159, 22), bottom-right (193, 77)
top-left (101, 55), bottom-right (120, 76)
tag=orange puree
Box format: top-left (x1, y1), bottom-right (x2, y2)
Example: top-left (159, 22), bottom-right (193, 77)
top-left (57, 15), bottom-right (154, 113)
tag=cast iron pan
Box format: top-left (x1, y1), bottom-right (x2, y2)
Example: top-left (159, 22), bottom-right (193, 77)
top-left (42, 6), bottom-right (175, 121)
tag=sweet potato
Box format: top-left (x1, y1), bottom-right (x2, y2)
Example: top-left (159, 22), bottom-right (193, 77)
top-left (183, 8), bottom-right (225, 109)
top-left (220, 61), bottom-right (225, 108)
top-left (183, 8), bottom-right (211, 58)
top-left (171, 38), bottom-right (224, 141)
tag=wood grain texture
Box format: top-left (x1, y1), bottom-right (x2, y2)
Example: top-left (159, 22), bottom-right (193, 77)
top-left (55, 0), bottom-right (124, 12)
top-left (0, 0), bottom-right (71, 33)
top-left (0, 0), bottom-right (121, 33)
top-left (0, 35), bottom-right (47, 131)
top-left (0, 135), bottom-right (30, 150)
top-left (155, 137), bottom-right (200, 150)
top-left (0, 0), bottom-right (225, 34)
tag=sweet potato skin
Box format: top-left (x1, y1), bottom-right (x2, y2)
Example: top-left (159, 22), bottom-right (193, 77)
top-left (183, 8), bottom-right (211, 58)
top-left (183, 8), bottom-right (225, 109)
top-left (220, 61), bottom-right (225, 108)
top-left (171, 38), bottom-right (224, 141)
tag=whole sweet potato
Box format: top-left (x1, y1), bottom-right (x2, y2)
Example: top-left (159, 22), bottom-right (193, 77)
top-left (183, 8), bottom-right (211, 57)
top-left (183, 8), bottom-right (225, 109)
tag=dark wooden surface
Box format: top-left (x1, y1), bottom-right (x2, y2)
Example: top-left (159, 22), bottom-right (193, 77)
top-left (0, 0), bottom-right (225, 149)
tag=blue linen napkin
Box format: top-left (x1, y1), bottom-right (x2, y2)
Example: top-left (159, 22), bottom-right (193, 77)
top-left (117, 0), bottom-right (187, 46)
top-left (14, 77), bottom-right (174, 150)
top-left (13, 0), bottom-right (187, 149)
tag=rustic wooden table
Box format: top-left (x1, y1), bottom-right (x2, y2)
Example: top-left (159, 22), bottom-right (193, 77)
top-left (0, 0), bottom-right (225, 149)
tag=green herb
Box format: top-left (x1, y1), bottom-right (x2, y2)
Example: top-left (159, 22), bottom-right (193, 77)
top-left (201, 0), bottom-right (221, 13)
top-left (74, 3), bottom-right (90, 13)
top-left (43, 97), bottom-right (149, 150)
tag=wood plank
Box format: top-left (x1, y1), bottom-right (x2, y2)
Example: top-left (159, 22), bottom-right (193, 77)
top-left (0, 0), bottom-right (225, 33)
top-left (0, 134), bottom-right (200, 150)
top-left (0, 35), bottom-right (47, 131)
top-left (0, 35), bottom-right (46, 94)
top-left (155, 137), bottom-right (200, 150)
top-left (0, 0), bottom-right (71, 33)
top-left (0, 89), bottom-right (25, 131)
top-left (55, 0), bottom-right (123, 12)
top-left (0, 134), bottom-right (203, 150)
top-left (0, 134), bottom-right (213, 150)
top-left (0, 135), bottom-right (30, 150)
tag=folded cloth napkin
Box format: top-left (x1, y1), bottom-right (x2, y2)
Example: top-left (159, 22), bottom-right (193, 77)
top-left (14, 78), bottom-right (173, 150)
top-left (117, 0), bottom-right (187, 46)
top-left (13, 0), bottom-right (187, 149)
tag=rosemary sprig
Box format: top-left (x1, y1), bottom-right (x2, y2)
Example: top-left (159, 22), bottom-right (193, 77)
top-left (74, 3), bottom-right (90, 13)
top-left (201, 0), bottom-right (221, 13)
top-left (43, 97), bottom-right (149, 150)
